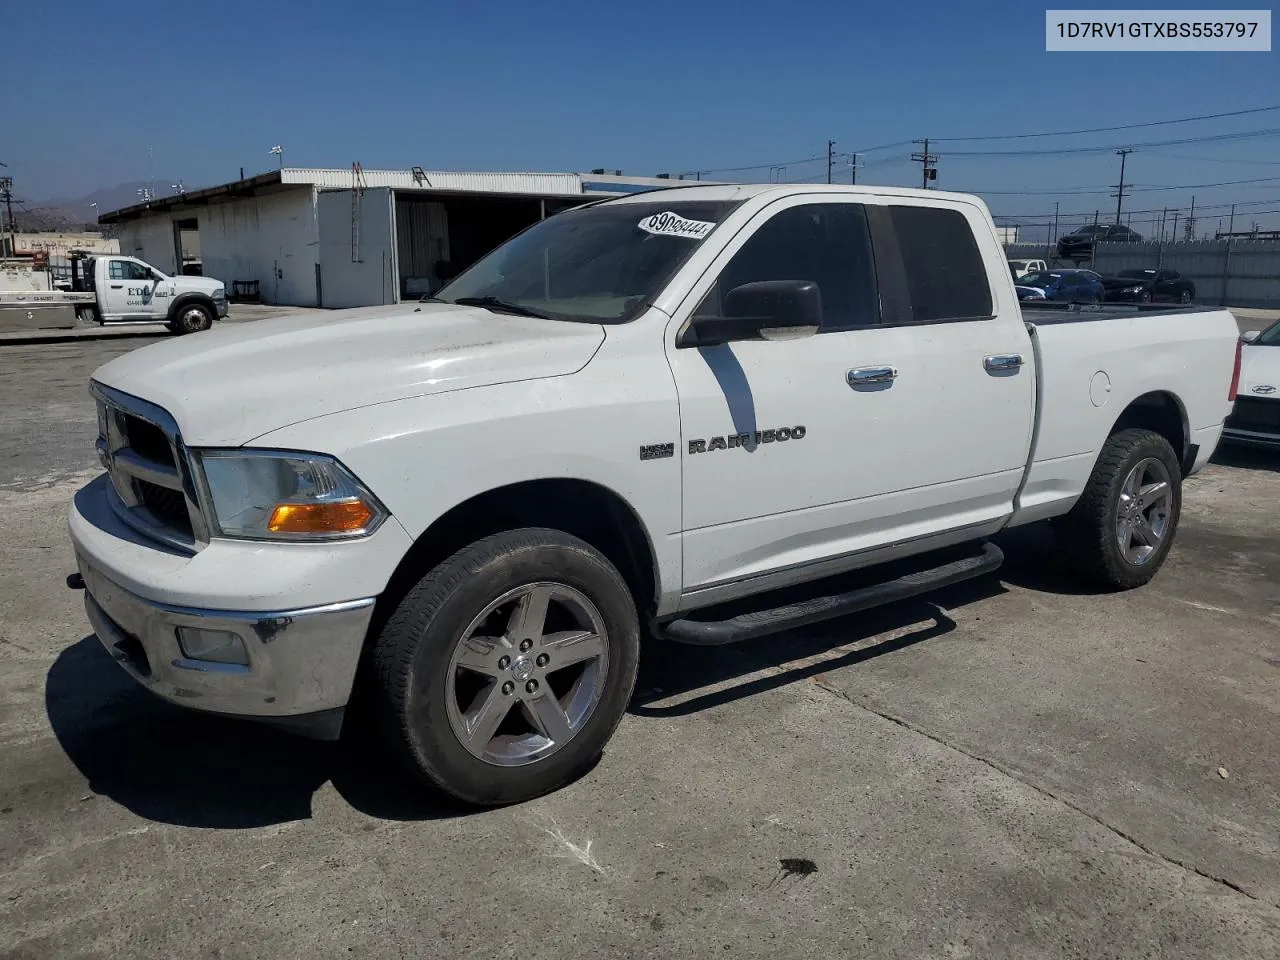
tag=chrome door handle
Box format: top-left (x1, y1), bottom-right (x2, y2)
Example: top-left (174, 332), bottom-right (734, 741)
top-left (984, 354), bottom-right (1023, 373)
top-left (110, 284), bottom-right (123, 289)
top-left (847, 366), bottom-right (898, 385)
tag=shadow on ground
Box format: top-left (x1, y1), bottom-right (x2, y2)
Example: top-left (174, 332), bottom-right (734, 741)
top-left (47, 526), bottom-right (1092, 827)
top-left (1212, 443), bottom-right (1280, 474)
top-left (46, 637), bottom-right (468, 829)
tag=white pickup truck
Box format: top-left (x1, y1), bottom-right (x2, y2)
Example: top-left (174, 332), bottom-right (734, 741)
top-left (67, 254), bottom-right (228, 333)
top-left (69, 184), bottom-right (1242, 805)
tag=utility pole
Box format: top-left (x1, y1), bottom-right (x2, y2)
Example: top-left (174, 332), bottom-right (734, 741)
top-left (850, 153), bottom-right (859, 185)
top-left (0, 164), bottom-right (13, 257)
top-left (1228, 203), bottom-right (1236, 235)
top-left (1113, 148), bottom-right (1132, 224)
top-left (1186, 195), bottom-right (1196, 240)
top-left (912, 139), bottom-right (938, 189)
top-left (1171, 209), bottom-right (1179, 243)
top-left (826, 140), bottom-right (836, 184)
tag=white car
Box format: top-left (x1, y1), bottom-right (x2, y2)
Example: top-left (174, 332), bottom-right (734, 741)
top-left (1009, 258), bottom-right (1046, 280)
top-left (69, 184), bottom-right (1241, 805)
top-left (1223, 321), bottom-right (1280, 447)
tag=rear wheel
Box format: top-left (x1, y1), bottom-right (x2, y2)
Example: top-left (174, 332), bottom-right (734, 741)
top-left (372, 529), bottom-right (640, 805)
top-left (1057, 428), bottom-right (1181, 589)
top-left (1139, 291), bottom-right (1153, 303)
top-left (1179, 289), bottom-right (1193, 304)
top-left (169, 302), bottom-right (213, 334)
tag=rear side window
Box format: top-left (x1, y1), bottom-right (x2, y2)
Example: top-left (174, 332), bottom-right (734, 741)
top-left (888, 206), bottom-right (993, 323)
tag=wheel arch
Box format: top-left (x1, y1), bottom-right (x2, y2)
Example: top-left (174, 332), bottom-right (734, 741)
top-left (166, 292), bottom-right (216, 324)
top-left (370, 478), bottom-right (661, 645)
top-left (1108, 390), bottom-right (1190, 470)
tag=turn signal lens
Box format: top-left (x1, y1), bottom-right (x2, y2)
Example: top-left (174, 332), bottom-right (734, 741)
top-left (267, 499), bottom-right (376, 534)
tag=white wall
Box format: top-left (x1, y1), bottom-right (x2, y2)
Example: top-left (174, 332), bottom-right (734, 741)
top-left (117, 216), bottom-right (180, 274)
top-left (199, 189), bottom-right (319, 306)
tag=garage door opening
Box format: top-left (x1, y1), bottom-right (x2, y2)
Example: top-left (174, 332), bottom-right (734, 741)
top-left (173, 217), bottom-right (201, 276)
top-left (394, 193), bottom-right (588, 300)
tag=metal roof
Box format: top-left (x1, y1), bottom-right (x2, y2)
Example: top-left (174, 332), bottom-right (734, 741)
top-left (287, 168), bottom-right (584, 195)
top-left (100, 167), bottom-right (705, 223)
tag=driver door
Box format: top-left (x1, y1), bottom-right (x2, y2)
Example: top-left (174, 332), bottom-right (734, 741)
top-left (101, 258), bottom-right (157, 320)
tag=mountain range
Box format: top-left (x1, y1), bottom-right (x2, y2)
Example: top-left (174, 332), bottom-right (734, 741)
top-left (12, 180), bottom-right (182, 232)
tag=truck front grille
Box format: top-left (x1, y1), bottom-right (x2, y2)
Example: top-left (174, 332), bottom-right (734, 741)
top-left (93, 383), bottom-right (207, 551)
top-left (1226, 397), bottom-right (1280, 433)
top-left (135, 479), bottom-right (194, 537)
top-left (123, 415), bottom-right (176, 467)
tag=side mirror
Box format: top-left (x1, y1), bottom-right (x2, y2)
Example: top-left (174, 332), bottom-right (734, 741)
top-left (682, 280), bottom-right (822, 347)
top-left (1241, 330), bottom-right (1261, 342)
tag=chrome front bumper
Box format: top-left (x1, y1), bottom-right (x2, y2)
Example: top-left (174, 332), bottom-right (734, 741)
top-left (77, 555), bottom-right (374, 738)
top-left (214, 297), bottom-right (229, 318)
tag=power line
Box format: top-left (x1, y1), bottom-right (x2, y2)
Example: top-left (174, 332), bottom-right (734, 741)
top-left (940, 127), bottom-right (1280, 158)
top-left (930, 104), bottom-right (1280, 143)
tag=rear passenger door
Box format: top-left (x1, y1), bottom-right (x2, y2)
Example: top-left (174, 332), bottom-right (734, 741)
top-left (667, 195), bottom-right (1035, 602)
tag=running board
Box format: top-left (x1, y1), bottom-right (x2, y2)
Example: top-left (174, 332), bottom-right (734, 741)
top-left (661, 541), bottom-right (1004, 646)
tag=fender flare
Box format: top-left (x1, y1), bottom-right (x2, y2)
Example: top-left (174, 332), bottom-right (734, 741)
top-left (166, 293), bottom-right (217, 324)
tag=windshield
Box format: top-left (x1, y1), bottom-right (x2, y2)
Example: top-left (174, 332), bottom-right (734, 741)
top-left (1119, 269), bottom-right (1155, 279)
top-left (1257, 320), bottom-right (1280, 345)
top-left (1019, 272), bottom-right (1061, 287)
top-left (434, 199), bottom-right (741, 323)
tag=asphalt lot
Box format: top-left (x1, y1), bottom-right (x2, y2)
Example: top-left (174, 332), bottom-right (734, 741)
top-left (2, 321), bottom-right (1280, 958)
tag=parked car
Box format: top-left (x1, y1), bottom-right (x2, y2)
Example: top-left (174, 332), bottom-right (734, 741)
top-left (1008, 258), bottom-right (1046, 280)
top-left (1058, 224), bottom-right (1143, 263)
top-left (1101, 268), bottom-right (1195, 304)
top-left (1014, 268), bottom-right (1105, 304)
top-left (70, 184), bottom-right (1240, 805)
top-left (1223, 321), bottom-right (1280, 447)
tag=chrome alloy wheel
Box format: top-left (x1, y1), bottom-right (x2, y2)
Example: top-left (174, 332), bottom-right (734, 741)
top-left (180, 305), bottom-right (210, 332)
top-left (445, 582), bottom-right (609, 766)
top-left (1115, 457), bottom-right (1173, 565)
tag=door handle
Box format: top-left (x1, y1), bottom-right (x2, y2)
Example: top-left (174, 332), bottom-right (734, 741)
top-left (847, 366), bottom-right (898, 385)
top-left (984, 354), bottom-right (1023, 373)
top-left (110, 284), bottom-right (123, 289)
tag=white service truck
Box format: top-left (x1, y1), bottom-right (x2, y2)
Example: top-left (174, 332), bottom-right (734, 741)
top-left (69, 184), bottom-right (1242, 805)
top-left (67, 254), bottom-right (228, 333)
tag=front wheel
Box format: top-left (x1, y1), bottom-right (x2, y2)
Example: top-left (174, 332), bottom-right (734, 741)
top-left (1180, 289), bottom-right (1193, 304)
top-left (1057, 428), bottom-right (1182, 589)
top-left (372, 529), bottom-right (640, 805)
top-left (168, 302), bottom-right (213, 334)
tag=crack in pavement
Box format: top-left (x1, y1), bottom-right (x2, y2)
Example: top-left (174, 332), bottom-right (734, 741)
top-left (806, 676), bottom-right (1274, 910)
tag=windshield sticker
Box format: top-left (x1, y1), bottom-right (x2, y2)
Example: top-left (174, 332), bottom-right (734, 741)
top-left (637, 211), bottom-right (717, 240)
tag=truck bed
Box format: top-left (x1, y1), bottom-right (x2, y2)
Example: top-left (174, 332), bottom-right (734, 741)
top-left (1020, 301), bottom-right (1214, 325)
top-left (1010, 304), bottom-right (1240, 527)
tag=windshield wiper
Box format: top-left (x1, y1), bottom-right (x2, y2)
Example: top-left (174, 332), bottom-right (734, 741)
top-left (450, 296), bottom-right (554, 320)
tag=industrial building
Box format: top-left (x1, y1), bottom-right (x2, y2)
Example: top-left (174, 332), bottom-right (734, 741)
top-left (98, 168), bottom-right (695, 308)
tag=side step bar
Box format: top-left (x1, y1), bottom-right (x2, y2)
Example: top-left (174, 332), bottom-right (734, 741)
top-left (661, 541), bottom-right (1004, 646)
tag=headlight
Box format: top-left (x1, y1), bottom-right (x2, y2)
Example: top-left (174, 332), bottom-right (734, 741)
top-left (213, 287), bottom-right (226, 300)
top-left (194, 450), bottom-right (387, 541)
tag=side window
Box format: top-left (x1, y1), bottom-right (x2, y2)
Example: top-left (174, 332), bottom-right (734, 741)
top-left (108, 260), bottom-right (126, 280)
top-left (122, 261), bottom-right (151, 281)
top-left (887, 206), bottom-right (993, 323)
top-left (694, 203), bottom-right (879, 333)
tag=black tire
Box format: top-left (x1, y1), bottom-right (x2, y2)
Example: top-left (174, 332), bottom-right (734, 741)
top-left (1057, 428), bottom-right (1182, 589)
top-left (1139, 290), bottom-right (1153, 304)
top-left (168, 301), bottom-right (213, 334)
top-left (1180, 289), bottom-right (1193, 304)
top-left (74, 306), bottom-right (100, 326)
top-left (372, 528), bottom-right (640, 806)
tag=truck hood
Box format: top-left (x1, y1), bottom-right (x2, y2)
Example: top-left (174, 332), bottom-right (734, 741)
top-left (173, 276), bottom-right (223, 296)
top-left (91, 302), bottom-right (605, 445)
top-left (1240, 343), bottom-right (1280, 398)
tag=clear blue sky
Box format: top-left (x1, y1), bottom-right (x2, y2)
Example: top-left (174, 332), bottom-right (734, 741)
top-left (6, 0), bottom-right (1279, 236)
